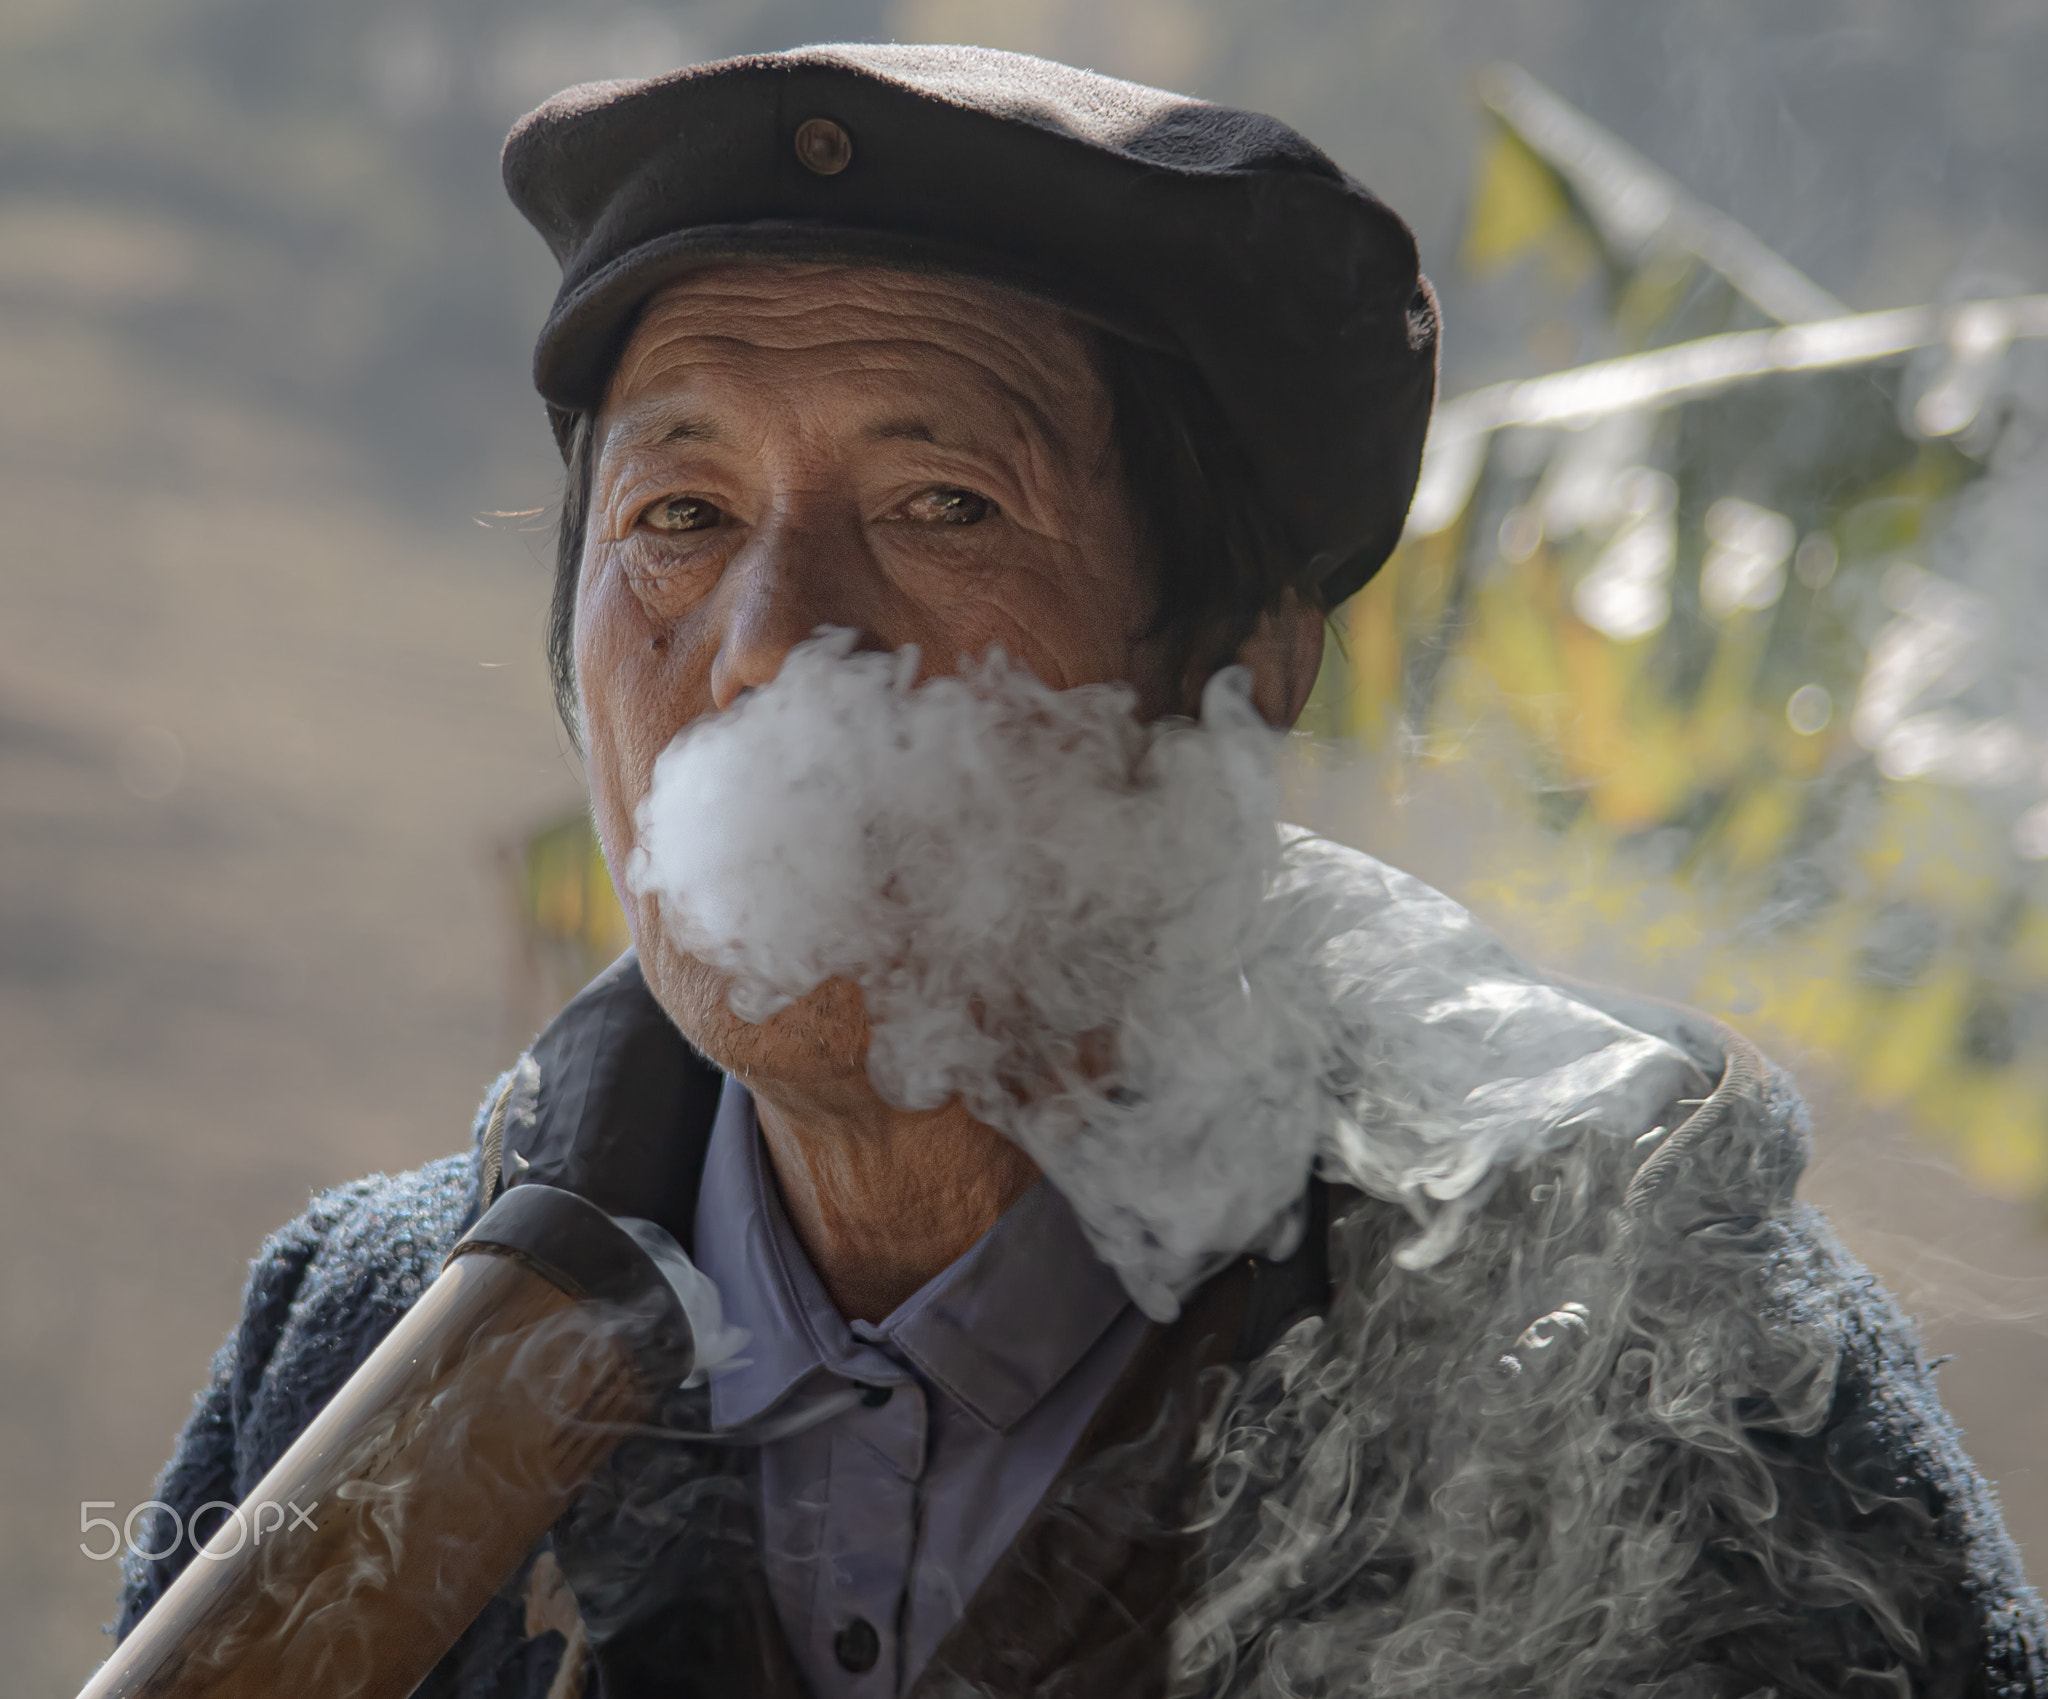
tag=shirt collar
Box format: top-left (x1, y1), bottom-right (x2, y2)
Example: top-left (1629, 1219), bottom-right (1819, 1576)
top-left (692, 1074), bottom-right (1133, 1434)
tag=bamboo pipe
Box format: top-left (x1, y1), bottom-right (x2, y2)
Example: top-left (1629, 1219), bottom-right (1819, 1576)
top-left (81, 1184), bottom-right (694, 1699)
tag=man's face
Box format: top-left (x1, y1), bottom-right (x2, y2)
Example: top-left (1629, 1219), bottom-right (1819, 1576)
top-left (577, 262), bottom-right (1157, 1094)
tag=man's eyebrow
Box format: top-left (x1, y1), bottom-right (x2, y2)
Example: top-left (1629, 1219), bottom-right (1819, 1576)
top-left (608, 406), bottom-right (730, 447)
top-left (659, 414), bottom-right (727, 445)
top-left (867, 418), bottom-right (938, 444)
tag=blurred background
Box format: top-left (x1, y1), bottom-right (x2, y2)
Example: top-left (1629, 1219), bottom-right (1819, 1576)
top-left (5, 0), bottom-right (2048, 1689)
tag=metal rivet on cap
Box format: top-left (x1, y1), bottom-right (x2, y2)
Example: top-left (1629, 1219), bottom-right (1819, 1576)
top-left (794, 116), bottom-right (853, 176)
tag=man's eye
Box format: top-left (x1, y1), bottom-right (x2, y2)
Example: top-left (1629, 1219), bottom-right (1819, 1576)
top-left (904, 487), bottom-right (997, 526)
top-left (641, 496), bottom-right (723, 533)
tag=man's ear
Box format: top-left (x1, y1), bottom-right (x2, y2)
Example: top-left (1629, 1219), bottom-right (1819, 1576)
top-left (1232, 588), bottom-right (1327, 729)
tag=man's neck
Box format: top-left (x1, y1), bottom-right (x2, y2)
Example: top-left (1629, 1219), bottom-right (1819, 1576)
top-left (750, 1084), bottom-right (1042, 1325)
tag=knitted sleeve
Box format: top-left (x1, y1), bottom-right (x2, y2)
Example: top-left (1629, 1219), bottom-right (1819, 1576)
top-left (1698, 1203), bottom-right (2048, 1698)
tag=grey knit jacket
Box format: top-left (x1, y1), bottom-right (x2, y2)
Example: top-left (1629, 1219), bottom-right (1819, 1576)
top-left (111, 943), bottom-right (2048, 1699)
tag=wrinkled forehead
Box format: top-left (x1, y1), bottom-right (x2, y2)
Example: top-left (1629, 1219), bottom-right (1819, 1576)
top-left (601, 261), bottom-right (1111, 445)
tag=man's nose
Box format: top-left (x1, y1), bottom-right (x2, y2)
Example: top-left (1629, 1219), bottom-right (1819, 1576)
top-left (707, 506), bottom-right (882, 710)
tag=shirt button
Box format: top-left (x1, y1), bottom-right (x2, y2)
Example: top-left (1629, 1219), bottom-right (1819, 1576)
top-left (834, 1616), bottom-right (881, 1674)
top-left (855, 1382), bottom-right (893, 1408)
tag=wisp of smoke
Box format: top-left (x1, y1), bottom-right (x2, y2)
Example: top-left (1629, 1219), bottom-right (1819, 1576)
top-left (628, 631), bottom-right (1708, 1321)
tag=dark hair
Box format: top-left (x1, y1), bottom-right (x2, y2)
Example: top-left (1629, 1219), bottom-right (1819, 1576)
top-left (544, 330), bottom-right (1303, 739)
top-left (548, 411), bottom-right (599, 735)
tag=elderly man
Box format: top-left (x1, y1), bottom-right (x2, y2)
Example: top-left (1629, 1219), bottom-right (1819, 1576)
top-left (117, 44), bottom-right (2043, 1699)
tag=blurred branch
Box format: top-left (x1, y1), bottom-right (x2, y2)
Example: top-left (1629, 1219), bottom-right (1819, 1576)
top-left (1478, 62), bottom-right (1848, 326)
top-left (1411, 295), bottom-right (2048, 536)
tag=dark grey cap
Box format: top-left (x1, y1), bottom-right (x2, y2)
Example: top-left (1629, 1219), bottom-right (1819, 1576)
top-left (503, 43), bottom-right (1438, 606)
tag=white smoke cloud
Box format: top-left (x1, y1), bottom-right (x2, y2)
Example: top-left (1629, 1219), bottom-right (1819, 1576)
top-left (626, 632), bottom-right (1323, 1317)
top-left (627, 631), bottom-right (1710, 1320)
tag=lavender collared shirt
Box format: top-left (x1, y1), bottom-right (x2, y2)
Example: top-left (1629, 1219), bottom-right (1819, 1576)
top-left (692, 1076), bottom-right (1149, 1697)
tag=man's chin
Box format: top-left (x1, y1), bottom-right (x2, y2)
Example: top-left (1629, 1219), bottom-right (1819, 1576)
top-left (637, 935), bottom-right (873, 1093)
